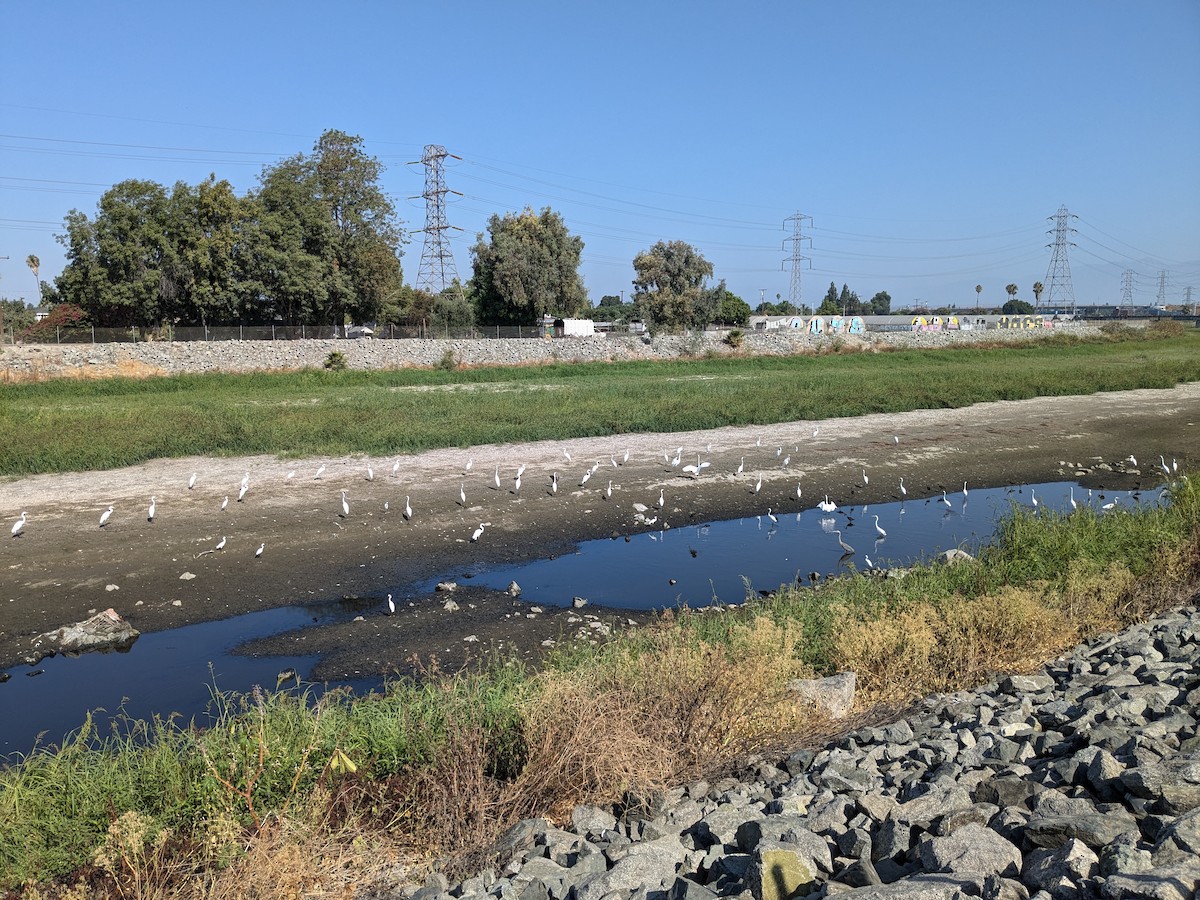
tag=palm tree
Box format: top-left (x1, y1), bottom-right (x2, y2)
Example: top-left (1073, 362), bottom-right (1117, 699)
top-left (1032, 281), bottom-right (1044, 309)
top-left (975, 284), bottom-right (982, 312)
top-left (25, 254), bottom-right (40, 303)
top-left (1005, 284), bottom-right (1019, 303)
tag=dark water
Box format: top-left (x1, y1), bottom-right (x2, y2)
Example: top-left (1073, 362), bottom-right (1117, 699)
top-left (0, 480), bottom-right (1157, 757)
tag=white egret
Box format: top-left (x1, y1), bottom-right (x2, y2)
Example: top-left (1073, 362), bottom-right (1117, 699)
top-left (833, 530), bottom-right (855, 555)
top-left (148, 496), bottom-right (157, 522)
top-left (1126, 455), bottom-right (1137, 467)
top-left (753, 475), bottom-right (762, 494)
top-left (513, 472), bottom-right (522, 494)
top-left (11, 511), bottom-right (27, 537)
top-left (579, 469), bottom-right (591, 486)
top-left (403, 496), bottom-right (413, 521)
top-left (873, 515), bottom-right (887, 538)
top-left (941, 490), bottom-right (952, 508)
top-left (493, 466), bottom-right (501, 490)
top-left (470, 522), bottom-right (486, 542)
top-left (656, 489), bottom-right (665, 509)
top-left (812, 427), bottom-right (820, 439)
top-left (736, 457), bottom-right (744, 476)
top-left (775, 446), bottom-right (783, 458)
top-left (781, 455), bottom-right (791, 468)
top-left (286, 470), bottom-right (296, 481)
top-left (796, 483), bottom-right (803, 500)
top-left (756, 437), bottom-right (762, 447)
top-left (766, 508), bottom-right (778, 524)
top-left (516, 463), bottom-right (527, 478)
top-left (366, 465), bottom-right (374, 481)
top-left (240, 472), bottom-right (250, 489)
top-left (670, 449), bottom-right (682, 467)
top-left (551, 472), bottom-right (559, 495)
top-left (605, 480), bottom-right (613, 500)
top-left (463, 457), bottom-right (473, 473)
top-left (865, 554), bottom-right (874, 569)
top-left (1102, 498), bottom-right (1118, 511)
top-left (623, 449), bottom-right (629, 464)
top-left (610, 454), bottom-right (618, 468)
top-left (893, 435), bottom-right (899, 445)
top-left (563, 449), bottom-right (572, 463)
top-left (1160, 455), bottom-right (1171, 476)
top-left (1069, 486), bottom-right (1078, 510)
top-left (459, 482), bottom-right (467, 506)
top-left (340, 490), bottom-right (350, 517)
top-left (99, 506), bottom-right (114, 528)
top-left (818, 495), bottom-right (837, 513)
top-left (255, 542), bottom-right (265, 558)
top-left (899, 477), bottom-right (907, 497)
top-left (1031, 489), bottom-right (1039, 509)
top-left (314, 464), bottom-right (326, 480)
top-left (384, 501), bottom-right (390, 511)
top-left (1173, 458), bottom-right (1178, 474)
top-left (392, 459), bottom-right (401, 477)
top-left (862, 469), bottom-right (869, 486)
top-left (386, 594), bottom-right (395, 615)
top-left (216, 536), bottom-right (226, 550)
top-left (188, 473), bottom-right (197, 490)
top-left (962, 481), bottom-right (969, 498)
top-left (220, 495), bottom-right (229, 511)
top-left (237, 483), bottom-right (248, 502)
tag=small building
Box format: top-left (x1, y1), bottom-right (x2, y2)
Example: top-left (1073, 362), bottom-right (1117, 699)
top-left (551, 318), bottom-right (596, 338)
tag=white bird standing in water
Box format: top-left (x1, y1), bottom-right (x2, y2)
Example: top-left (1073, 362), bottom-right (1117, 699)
top-left (340, 490), bottom-right (350, 517)
top-left (148, 496), bottom-right (157, 522)
top-left (470, 522), bottom-right (486, 542)
top-left (1031, 489), bottom-right (1039, 510)
top-left (99, 506), bottom-right (114, 528)
top-left (255, 542), bottom-right (265, 558)
top-left (941, 490), bottom-right (952, 508)
top-left (623, 449), bottom-right (630, 464)
top-left (899, 477), bottom-right (907, 497)
top-left (11, 511), bottom-right (27, 537)
top-left (580, 469), bottom-right (592, 486)
top-left (873, 515), bottom-right (887, 538)
top-left (563, 449), bottom-right (572, 463)
top-left (962, 481), bottom-right (969, 498)
top-left (818, 495), bottom-right (837, 513)
top-left (403, 496), bottom-right (413, 521)
top-left (216, 536), bottom-right (227, 550)
top-left (796, 483), bottom-right (803, 500)
top-left (766, 508), bottom-right (778, 524)
top-left (516, 463), bottom-right (527, 478)
top-left (1069, 486), bottom-right (1078, 510)
top-left (188, 472), bottom-right (197, 490)
top-left (463, 457), bottom-right (473, 474)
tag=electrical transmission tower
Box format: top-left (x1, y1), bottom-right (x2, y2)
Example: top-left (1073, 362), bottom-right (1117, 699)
top-left (1156, 271), bottom-right (1168, 307)
top-left (782, 211), bottom-right (812, 311)
top-left (411, 144), bottom-right (464, 298)
top-left (1184, 285), bottom-right (1195, 315)
top-left (1043, 205), bottom-right (1078, 314)
top-left (1120, 269), bottom-right (1134, 312)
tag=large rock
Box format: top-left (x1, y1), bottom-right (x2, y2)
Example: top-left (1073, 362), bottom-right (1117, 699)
top-left (748, 840), bottom-right (816, 900)
top-left (917, 823), bottom-right (1021, 879)
top-left (1025, 811), bottom-right (1138, 851)
top-left (1022, 839), bottom-right (1098, 899)
top-left (25, 607), bottom-right (139, 664)
top-left (787, 671), bottom-right (857, 719)
top-left (1119, 750), bottom-right (1200, 815)
top-left (1100, 860), bottom-right (1200, 900)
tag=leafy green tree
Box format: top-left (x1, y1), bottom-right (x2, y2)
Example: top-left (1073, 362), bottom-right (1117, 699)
top-left (1, 298), bottom-right (36, 335)
top-left (816, 282), bottom-right (840, 316)
top-left (164, 175), bottom-right (246, 326)
top-left (1002, 298), bottom-right (1034, 315)
top-left (631, 240), bottom-right (713, 329)
top-left (711, 282), bottom-right (751, 325)
top-left (868, 291), bottom-right (892, 315)
top-left (469, 207), bottom-right (587, 325)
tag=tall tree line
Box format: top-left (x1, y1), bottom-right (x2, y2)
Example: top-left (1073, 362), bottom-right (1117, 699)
top-left (51, 131), bottom-right (405, 328)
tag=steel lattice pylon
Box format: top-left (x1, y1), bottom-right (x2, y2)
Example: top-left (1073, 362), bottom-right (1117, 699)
top-left (413, 144), bottom-right (463, 297)
top-left (782, 211), bottom-right (812, 310)
top-left (1043, 205), bottom-right (1078, 314)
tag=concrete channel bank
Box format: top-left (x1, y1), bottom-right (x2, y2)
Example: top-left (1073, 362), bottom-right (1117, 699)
top-left (393, 604), bottom-right (1200, 900)
top-left (0, 326), bottom-right (1101, 380)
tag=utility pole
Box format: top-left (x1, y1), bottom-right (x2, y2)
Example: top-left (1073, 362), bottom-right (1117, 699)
top-left (1156, 271), bottom-right (1168, 308)
top-left (0, 255), bottom-right (9, 344)
top-left (1184, 285), bottom-right (1195, 315)
top-left (409, 145), bottom-right (464, 300)
top-left (1043, 205), bottom-right (1078, 314)
top-left (1120, 269), bottom-right (1134, 314)
top-left (782, 211), bottom-right (812, 311)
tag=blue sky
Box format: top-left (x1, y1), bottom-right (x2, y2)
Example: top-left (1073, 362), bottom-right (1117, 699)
top-left (2, 1), bottom-right (1198, 312)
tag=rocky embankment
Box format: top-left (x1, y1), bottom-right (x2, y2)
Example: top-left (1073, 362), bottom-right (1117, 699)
top-left (0, 325), bottom-right (1100, 379)
top-left (401, 605), bottom-right (1200, 900)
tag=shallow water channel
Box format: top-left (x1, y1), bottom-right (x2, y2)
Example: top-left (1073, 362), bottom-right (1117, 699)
top-left (0, 480), bottom-right (1156, 757)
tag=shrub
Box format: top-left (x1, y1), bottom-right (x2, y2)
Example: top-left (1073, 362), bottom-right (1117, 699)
top-left (18, 303), bottom-right (88, 341)
top-left (323, 351), bottom-right (347, 371)
top-left (437, 349), bottom-right (459, 371)
top-left (724, 328), bottom-right (745, 349)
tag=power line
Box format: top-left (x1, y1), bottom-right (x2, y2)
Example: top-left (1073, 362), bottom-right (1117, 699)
top-left (782, 211), bottom-right (811, 309)
top-left (1043, 205), bottom-right (1078, 313)
top-left (410, 145), bottom-right (463, 298)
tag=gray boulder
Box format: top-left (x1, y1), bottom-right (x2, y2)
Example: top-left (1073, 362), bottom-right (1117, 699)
top-left (787, 671), bottom-right (857, 719)
top-left (917, 823), bottom-right (1021, 879)
top-left (25, 607), bottom-right (139, 664)
top-left (1099, 860), bottom-right (1200, 900)
top-left (1022, 839), bottom-right (1098, 899)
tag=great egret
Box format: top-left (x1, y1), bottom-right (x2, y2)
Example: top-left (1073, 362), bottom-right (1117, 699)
top-left (865, 554), bottom-right (874, 569)
top-left (470, 522), bottom-right (486, 542)
top-left (386, 594), bottom-right (395, 615)
top-left (775, 446), bottom-right (783, 458)
top-left (314, 464), bottom-right (326, 480)
top-left (753, 475), bottom-right (762, 494)
top-left (862, 469), bottom-right (869, 486)
top-left (240, 472), bottom-right (250, 489)
top-left (1126, 455), bottom-right (1137, 467)
top-left (286, 470), bottom-right (296, 481)
top-left (796, 483), bottom-right (803, 500)
top-left (1069, 486), bottom-right (1077, 510)
top-left (11, 511), bottom-right (27, 537)
top-left (403, 496), bottom-right (413, 521)
top-left (459, 482), bottom-right (467, 506)
top-left (941, 490), bottom-right (952, 508)
top-left (623, 449), bottom-right (630, 464)
top-left (899, 477), bottom-right (907, 497)
top-left (220, 496), bottom-right (229, 511)
top-left (237, 483), bottom-right (248, 502)
top-left (1101, 498), bottom-right (1118, 511)
top-left (255, 542), bottom-right (265, 558)
top-left (782, 455), bottom-right (791, 468)
top-left (893, 435), bottom-right (899, 444)
top-left (516, 463), bottom-right (527, 478)
top-left (99, 506), bottom-right (114, 527)
top-left (812, 427), bottom-right (820, 439)
top-left (962, 481), bottom-right (969, 498)
top-left (833, 530), bottom-right (855, 555)
top-left (463, 457), bottom-right (473, 473)
top-left (736, 457), bottom-right (744, 476)
top-left (493, 466), bottom-right (501, 490)
top-left (656, 489), bottom-right (665, 509)
top-left (873, 515), bottom-right (887, 538)
top-left (670, 449), bottom-right (682, 467)
top-left (366, 465), bottom-right (374, 481)
top-left (550, 472), bottom-right (559, 495)
top-left (392, 459), bottom-right (401, 477)
top-left (1031, 489), bottom-right (1039, 509)
top-left (610, 454), bottom-right (618, 468)
top-left (216, 536), bottom-right (226, 550)
top-left (188, 473), bottom-right (197, 490)
top-left (766, 508), bottom-right (778, 524)
top-left (513, 473), bottom-right (522, 494)
top-left (580, 469), bottom-right (592, 486)
top-left (605, 480), bottom-right (613, 499)
top-left (148, 496), bottom-right (156, 522)
top-left (341, 490), bottom-right (350, 517)
top-left (818, 495), bottom-right (837, 513)
top-left (563, 449), bottom-right (572, 463)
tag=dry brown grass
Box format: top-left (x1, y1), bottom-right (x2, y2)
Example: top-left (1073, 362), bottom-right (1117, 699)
top-left (0, 358), bottom-right (165, 384)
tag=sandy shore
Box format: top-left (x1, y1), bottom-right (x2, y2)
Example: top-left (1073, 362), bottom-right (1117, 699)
top-left (1, 383), bottom-right (1197, 677)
